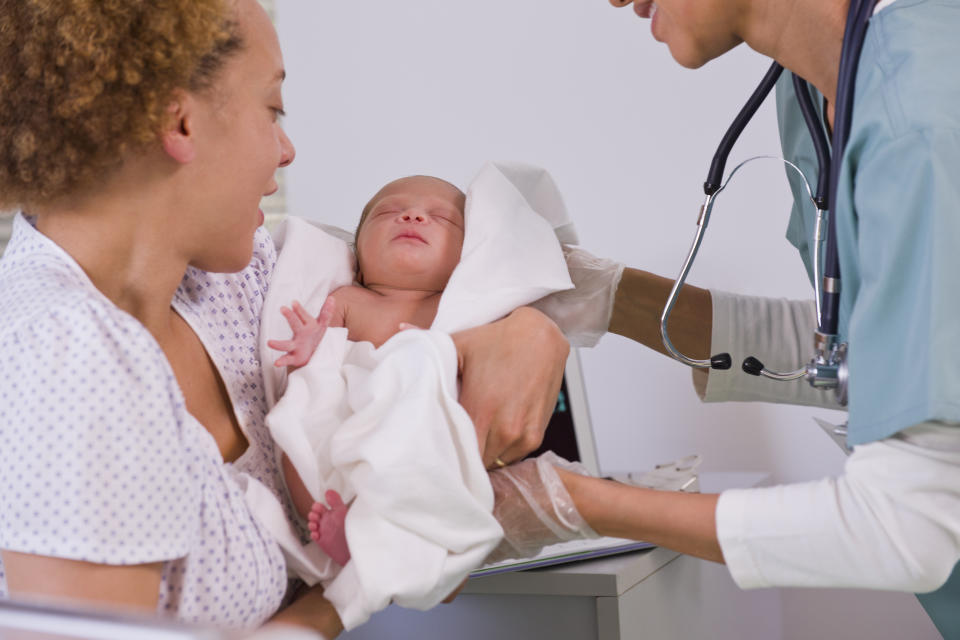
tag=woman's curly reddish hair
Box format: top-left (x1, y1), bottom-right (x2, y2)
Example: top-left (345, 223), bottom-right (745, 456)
top-left (0, 0), bottom-right (244, 210)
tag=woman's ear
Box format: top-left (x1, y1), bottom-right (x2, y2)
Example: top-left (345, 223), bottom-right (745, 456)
top-left (161, 91), bottom-right (197, 164)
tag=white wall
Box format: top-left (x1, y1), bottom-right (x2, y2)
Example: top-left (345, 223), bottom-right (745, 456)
top-left (273, 2), bottom-right (938, 638)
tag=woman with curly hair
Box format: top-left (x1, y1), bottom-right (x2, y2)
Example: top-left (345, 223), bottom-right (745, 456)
top-left (0, 0), bottom-right (569, 635)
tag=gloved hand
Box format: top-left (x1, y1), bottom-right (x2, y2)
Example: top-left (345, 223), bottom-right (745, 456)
top-left (532, 245), bottom-right (624, 348)
top-left (485, 451), bottom-right (598, 564)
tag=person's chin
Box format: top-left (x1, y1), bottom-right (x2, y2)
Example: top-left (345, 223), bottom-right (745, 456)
top-left (194, 259), bottom-right (253, 274)
top-left (669, 44), bottom-right (712, 69)
top-left (191, 246), bottom-right (256, 274)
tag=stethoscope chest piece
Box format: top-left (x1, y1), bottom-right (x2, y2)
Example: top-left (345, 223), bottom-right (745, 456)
top-left (806, 332), bottom-right (849, 405)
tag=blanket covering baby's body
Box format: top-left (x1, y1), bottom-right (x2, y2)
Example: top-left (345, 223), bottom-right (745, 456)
top-left (246, 162), bottom-right (577, 629)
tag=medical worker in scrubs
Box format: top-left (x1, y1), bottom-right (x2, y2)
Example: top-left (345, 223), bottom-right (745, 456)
top-left (538, 0), bottom-right (960, 634)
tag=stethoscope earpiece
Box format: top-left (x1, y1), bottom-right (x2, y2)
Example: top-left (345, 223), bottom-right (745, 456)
top-left (711, 354), bottom-right (732, 371)
top-left (742, 357), bottom-right (764, 377)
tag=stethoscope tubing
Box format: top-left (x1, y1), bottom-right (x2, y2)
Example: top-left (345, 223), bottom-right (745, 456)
top-left (659, 0), bottom-right (873, 397)
top-left (660, 154), bottom-right (821, 378)
top-left (703, 62), bottom-right (784, 196)
top-left (820, 0), bottom-right (877, 337)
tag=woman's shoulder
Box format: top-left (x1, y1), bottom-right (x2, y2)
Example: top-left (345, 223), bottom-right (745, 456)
top-left (0, 216), bottom-right (147, 344)
top-left (0, 219), bottom-right (182, 417)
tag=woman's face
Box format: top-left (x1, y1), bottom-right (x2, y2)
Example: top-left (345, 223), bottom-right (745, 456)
top-left (611, 0), bottom-right (744, 68)
top-left (355, 176), bottom-right (465, 292)
top-left (183, 0), bottom-right (296, 273)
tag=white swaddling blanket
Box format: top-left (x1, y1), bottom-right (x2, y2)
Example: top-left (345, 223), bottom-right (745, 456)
top-left (247, 162), bottom-right (575, 629)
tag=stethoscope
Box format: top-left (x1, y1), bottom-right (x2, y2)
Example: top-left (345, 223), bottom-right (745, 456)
top-left (652, 0), bottom-right (878, 407)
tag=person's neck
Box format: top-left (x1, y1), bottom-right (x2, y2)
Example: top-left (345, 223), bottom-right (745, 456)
top-left (363, 282), bottom-right (444, 302)
top-left (740, 0), bottom-right (848, 107)
top-left (33, 167), bottom-right (189, 338)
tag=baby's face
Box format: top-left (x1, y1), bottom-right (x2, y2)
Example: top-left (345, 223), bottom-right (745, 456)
top-left (356, 176), bottom-right (465, 291)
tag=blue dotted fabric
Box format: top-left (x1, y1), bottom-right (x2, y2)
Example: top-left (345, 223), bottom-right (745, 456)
top-left (0, 214), bottom-right (291, 629)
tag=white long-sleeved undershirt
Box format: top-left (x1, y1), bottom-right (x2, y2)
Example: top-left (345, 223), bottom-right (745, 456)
top-left (703, 290), bottom-right (960, 592)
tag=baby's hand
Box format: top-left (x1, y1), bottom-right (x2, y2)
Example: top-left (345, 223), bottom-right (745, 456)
top-left (309, 490), bottom-right (351, 566)
top-left (267, 298), bottom-right (336, 369)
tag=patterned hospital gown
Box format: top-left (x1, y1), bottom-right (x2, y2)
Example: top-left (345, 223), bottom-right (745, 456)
top-left (0, 214), bottom-right (293, 628)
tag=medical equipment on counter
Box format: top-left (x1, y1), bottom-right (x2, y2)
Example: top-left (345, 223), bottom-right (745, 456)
top-left (609, 453), bottom-right (702, 493)
top-left (660, 0), bottom-right (878, 407)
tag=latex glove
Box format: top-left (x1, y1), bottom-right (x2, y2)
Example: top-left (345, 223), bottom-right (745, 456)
top-left (485, 451), bottom-right (598, 564)
top-left (532, 245), bottom-right (624, 348)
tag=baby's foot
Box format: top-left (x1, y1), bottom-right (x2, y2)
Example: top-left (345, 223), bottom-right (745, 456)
top-left (308, 489), bottom-right (351, 566)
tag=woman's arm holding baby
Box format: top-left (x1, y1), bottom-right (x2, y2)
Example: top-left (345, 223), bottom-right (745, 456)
top-left (1, 551), bottom-right (163, 612)
top-left (268, 583), bottom-right (344, 638)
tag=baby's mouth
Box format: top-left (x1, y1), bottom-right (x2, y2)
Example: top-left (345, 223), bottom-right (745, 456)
top-left (395, 231), bottom-right (427, 243)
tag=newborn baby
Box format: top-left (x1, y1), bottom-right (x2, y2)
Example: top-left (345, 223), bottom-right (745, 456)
top-left (260, 163), bottom-right (594, 629)
top-left (269, 174), bottom-right (467, 564)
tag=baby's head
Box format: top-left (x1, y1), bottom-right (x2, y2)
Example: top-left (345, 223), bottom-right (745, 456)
top-left (354, 175), bottom-right (466, 292)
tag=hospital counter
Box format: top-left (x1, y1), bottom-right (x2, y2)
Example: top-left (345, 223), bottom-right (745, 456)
top-left (340, 472), bottom-right (778, 640)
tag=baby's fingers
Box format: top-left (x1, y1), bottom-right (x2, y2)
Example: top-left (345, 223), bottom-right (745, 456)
top-left (280, 305), bottom-right (304, 330)
top-left (273, 354), bottom-right (302, 368)
top-left (292, 300), bottom-right (314, 326)
top-left (267, 338), bottom-right (295, 352)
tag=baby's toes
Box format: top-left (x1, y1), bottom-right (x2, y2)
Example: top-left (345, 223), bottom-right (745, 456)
top-left (308, 502), bottom-right (328, 520)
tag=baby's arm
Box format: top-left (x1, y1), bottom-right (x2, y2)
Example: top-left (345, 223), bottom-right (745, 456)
top-left (309, 490), bottom-right (351, 566)
top-left (267, 297), bottom-right (340, 369)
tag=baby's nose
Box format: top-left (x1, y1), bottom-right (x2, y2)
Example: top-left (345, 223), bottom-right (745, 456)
top-left (399, 210), bottom-right (428, 223)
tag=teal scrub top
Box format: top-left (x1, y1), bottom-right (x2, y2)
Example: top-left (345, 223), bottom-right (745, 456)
top-left (776, 0), bottom-right (960, 447)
